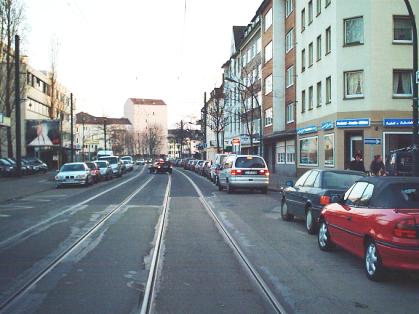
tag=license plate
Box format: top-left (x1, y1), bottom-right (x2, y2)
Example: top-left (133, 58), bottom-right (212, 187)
top-left (247, 171), bottom-right (257, 175)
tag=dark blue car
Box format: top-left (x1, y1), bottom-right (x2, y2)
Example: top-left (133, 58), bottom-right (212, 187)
top-left (280, 169), bottom-right (365, 234)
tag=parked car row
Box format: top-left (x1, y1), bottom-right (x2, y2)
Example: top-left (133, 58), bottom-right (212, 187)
top-left (0, 157), bottom-right (48, 177)
top-left (281, 169), bottom-right (419, 281)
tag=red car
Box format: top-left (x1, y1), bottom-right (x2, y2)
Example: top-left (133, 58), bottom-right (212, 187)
top-left (318, 177), bottom-right (419, 281)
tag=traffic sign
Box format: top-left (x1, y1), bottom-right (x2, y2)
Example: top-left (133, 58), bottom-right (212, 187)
top-left (364, 138), bottom-right (381, 145)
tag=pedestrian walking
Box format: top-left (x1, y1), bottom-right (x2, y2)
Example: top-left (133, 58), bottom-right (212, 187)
top-left (370, 155), bottom-right (386, 176)
top-left (348, 152), bottom-right (366, 172)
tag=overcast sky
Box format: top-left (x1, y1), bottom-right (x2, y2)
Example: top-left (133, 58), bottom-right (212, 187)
top-left (24, 0), bottom-right (261, 127)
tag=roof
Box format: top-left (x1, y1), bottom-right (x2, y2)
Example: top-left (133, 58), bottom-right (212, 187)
top-left (129, 98), bottom-right (166, 106)
top-left (232, 26), bottom-right (246, 50)
top-left (357, 176), bottom-right (419, 187)
top-left (76, 112), bottom-right (131, 125)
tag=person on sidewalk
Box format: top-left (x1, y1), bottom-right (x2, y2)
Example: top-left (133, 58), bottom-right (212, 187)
top-left (348, 153), bottom-right (365, 172)
top-left (370, 155), bottom-right (386, 176)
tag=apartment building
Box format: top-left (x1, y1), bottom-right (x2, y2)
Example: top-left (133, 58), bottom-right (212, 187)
top-left (124, 98), bottom-right (168, 155)
top-left (296, 0), bottom-right (419, 173)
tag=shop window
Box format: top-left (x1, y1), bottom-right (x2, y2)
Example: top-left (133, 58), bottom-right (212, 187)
top-left (324, 133), bottom-right (334, 167)
top-left (299, 136), bottom-right (318, 166)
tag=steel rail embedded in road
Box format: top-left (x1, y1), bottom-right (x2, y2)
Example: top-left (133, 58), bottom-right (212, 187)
top-left (0, 166), bottom-right (147, 251)
top-left (177, 169), bottom-right (287, 314)
top-left (139, 174), bottom-right (171, 314)
top-left (0, 174), bottom-right (154, 313)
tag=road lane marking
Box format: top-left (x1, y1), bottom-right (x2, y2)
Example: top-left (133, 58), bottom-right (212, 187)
top-left (0, 166), bottom-right (146, 250)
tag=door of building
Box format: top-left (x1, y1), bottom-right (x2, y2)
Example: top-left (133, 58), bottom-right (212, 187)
top-left (344, 131), bottom-right (363, 169)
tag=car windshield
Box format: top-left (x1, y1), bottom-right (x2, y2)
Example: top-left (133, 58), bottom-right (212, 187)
top-left (85, 163), bottom-right (96, 170)
top-left (323, 172), bottom-right (364, 189)
top-left (235, 157), bottom-right (265, 169)
top-left (99, 157), bottom-right (118, 164)
top-left (95, 161), bottom-right (108, 168)
top-left (60, 164), bottom-right (85, 172)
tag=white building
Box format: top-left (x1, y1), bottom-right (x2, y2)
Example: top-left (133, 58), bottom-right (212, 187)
top-left (296, 0), bottom-right (419, 172)
top-left (124, 98), bottom-right (168, 156)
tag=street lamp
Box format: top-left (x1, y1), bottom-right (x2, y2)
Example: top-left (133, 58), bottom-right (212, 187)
top-left (225, 76), bottom-right (263, 157)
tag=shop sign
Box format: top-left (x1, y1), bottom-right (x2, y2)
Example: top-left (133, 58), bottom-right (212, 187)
top-left (336, 118), bottom-right (370, 128)
top-left (364, 138), bottom-right (381, 145)
top-left (232, 138), bottom-right (240, 145)
top-left (297, 125), bottom-right (318, 135)
top-left (383, 118), bottom-right (413, 127)
top-left (321, 121), bottom-right (334, 130)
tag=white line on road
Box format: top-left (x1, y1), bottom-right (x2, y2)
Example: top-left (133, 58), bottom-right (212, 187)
top-left (0, 166), bottom-right (146, 250)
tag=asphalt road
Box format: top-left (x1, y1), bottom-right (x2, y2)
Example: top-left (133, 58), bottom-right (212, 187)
top-left (0, 165), bottom-right (418, 314)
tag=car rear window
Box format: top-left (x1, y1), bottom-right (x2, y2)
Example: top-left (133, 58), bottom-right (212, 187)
top-left (99, 157), bottom-right (118, 164)
top-left (235, 157), bottom-right (265, 169)
top-left (61, 164), bottom-right (85, 172)
top-left (85, 163), bottom-right (96, 169)
top-left (323, 172), bottom-right (364, 189)
top-left (96, 161), bottom-right (107, 168)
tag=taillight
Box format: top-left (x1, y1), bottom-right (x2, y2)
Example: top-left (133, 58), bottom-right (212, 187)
top-left (394, 218), bottom-right (417, 239)
top-left (320, 195), bottom-right (331, 205)
top-left (259, 169), bottom-right (269, 176)
top-left (231, 169), bottom-right (243, 176)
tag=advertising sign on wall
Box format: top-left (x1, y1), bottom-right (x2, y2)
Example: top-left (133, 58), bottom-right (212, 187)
top-left (26, 120), bottom-right (60, 146)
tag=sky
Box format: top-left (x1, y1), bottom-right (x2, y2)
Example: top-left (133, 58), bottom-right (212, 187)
top-left (24, 0), bottom-right (261, 128)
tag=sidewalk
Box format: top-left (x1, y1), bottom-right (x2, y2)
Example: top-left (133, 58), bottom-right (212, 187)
top-left (268, 172), bottom-right (296, 192)
top-left (0, 171), bottom-right (56, 202)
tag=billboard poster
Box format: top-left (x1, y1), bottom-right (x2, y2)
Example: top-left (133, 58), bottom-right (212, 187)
top-left (26, 120), bottom-right (60, 146)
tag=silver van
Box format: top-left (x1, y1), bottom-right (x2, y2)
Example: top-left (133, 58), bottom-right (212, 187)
top-left (218, 155), bottom-right (269, 193)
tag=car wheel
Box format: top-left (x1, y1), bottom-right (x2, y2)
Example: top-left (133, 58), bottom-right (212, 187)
top-left (280, 199), bottom-right (294, 221)
top-left (305, 207), bottom-right (316, 234)
top-left (364, 240), bottom-right (385, 281)
top-left (218, 180), bottom-right (223, 191)
top-left (318, 221), bottom-right (334, 251)
top-left (227, 181), bottom-right (234, 194)
top-left (261, 187), bottom-right (268, 194)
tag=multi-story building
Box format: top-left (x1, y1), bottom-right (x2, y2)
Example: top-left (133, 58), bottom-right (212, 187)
top-left (75, 112), bottom-right (132, 160)
top-left (296, 0), bottom-right (419, 173)
top-left (124, 98), bottom-right (168, 156)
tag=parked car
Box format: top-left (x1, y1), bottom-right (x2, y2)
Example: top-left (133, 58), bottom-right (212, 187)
top-left (85, 161), bottom-right (102, 183)
top-left (0, 158), bottom-right (15, 176)
top-left (4, 157), bottom-right (28, 175)
top-left (184, 159), bottom-right (194, 170)
top-left (98, 156), bottom-right (122, 177)
top-left (123, 159), bottom-right (134, 171)
top-left (218, 155), bottom-right (269, 194)
top-left (387, 147), bottom-right (415, 176)
top-left (318, 177), bottom-right (419, 281)
top-left (211, 154), bottom-right (230, 185)
top-left (281, 169), bottom-right (366, 234)
top-left (121, 156), bottom-right (134, 164)
top-left (94, 160), bottom-right (113, 180)
top-left (23, 157), bottom-right (48, 173)
top-left (203, 160), bottom-right (212, 178)
top-left (195, 160), bottom-right (204, 173)
top-left (55, 162), bottom-right (93, 188)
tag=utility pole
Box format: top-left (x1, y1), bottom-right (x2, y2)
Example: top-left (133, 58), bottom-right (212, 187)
top-left (70, 93), bottom-right (74, 162)
top-left (180, 120), bottom-right (184, 158)
top-left (104, 118), bottom-right (107, 152)
top-left (203, 92), bottom-right (207, 160)
top-left (404, 0), bottom-right (419, 176)
top-left (14, 35), bottom-right (21, 176)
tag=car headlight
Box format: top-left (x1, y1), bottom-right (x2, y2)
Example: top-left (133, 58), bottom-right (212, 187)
top-left (76, 174), bottom-right (87, 179)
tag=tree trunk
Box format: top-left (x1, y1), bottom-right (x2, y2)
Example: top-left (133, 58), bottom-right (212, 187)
top-left (6, 18), bottom-right (13, 158)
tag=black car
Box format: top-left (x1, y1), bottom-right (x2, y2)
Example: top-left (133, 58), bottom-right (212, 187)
top-left (0, 158), bottom-right (15, 176)
top-left (281, 169), bottom-right (365, 234)
top-left (150, 160), bottom-right (172, 174)
top-left (387, 147), bottom-right (415, 176)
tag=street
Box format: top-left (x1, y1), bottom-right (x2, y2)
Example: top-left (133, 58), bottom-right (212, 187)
top-left (0, 165), bottom-right (418, 314)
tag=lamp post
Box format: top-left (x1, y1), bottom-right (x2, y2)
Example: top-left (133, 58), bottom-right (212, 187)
top-left (225, 77), bottom-right (263, 157)
top-left (404, 0), bottom-right (419, 176)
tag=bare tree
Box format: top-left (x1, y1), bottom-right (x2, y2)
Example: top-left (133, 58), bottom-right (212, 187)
top-left (206, 87), bottom-right (229, 153)
top-left (142, 124), bottom-right (164, 158)
top-left (48, 37), bottom-right (60, 119)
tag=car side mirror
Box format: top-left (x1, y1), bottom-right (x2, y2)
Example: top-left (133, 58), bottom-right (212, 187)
top-left (285, 180), bottom-right (294, 187)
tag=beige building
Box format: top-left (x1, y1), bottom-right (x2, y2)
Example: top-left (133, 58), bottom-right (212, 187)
top-left (296, 0), bottom-right (419, 173)
top-left (124, 98), bottom-right (168, 155)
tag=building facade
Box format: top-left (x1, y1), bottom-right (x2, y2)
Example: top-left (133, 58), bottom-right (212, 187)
top-left (296, 0), bottom-right (419, 174)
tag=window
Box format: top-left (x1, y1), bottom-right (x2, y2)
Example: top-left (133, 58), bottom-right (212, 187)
top-left (286, 103), bottom-right (294, 123)
top-left (308, 42), bottom-right (314, 66)
top-left (394, 16), bottom-right (413, 43)
top-left (345, 182), bottom-right (369, 206)
top-left (326, 26), bottom-right (331, 53)
top-left (344, 17), bottom-right (364, 45)
top-left (264, 107), bottom-right (273, 126)
top-left (316, 0), bottom-right (321, 16)
top-left (286, 0), bottom-right (293, 16)
top-left (324, 134), bottom-right (334, 167)
top-left (325, 0), bottom-right (331, 7)
top-left (265, 8), bottom-right (273, 31)
top-left (277, 142), bottom-right (286, 164)
top-left (308, 86), bottom-right (313, 109)
top-left (301, 9), bottom-right (306, 31)
top-left (299, 136), bottom-right (318, 166)
top-left (286, 29), bottom-right (294, 53)
top-left (286, 141), bottom-right (296, 164)
top-left (304, 170), bottom-right (319, 186)
top-left (301, 90), bottom-right (306, 113)
top-left (308, 1), bottom-right (313, 24)
top-left (286, 66), bottom-right (294, 88)
top-left (344, 70), bottom-right (364, 98)
top-left (295, 170), bottom-right (311, 186)
top-left (393, 70), bottom-right (413, 97)
top-left (317, 81), bottom-right (322, 107)
top-left (257, 37), bottom-right (262, 53)
top-left (301, 49), bottom-right (306, 72)
top-left (316, 35), bottom-right (322, 61)
top-left (265, 74), bottom-right (273, 95)
top-left (265, 41), bottom-right (273, 63)
top-left (358, 184), bottom-right (374, 206)
top-left (326, 76), bottom-right (332, 103)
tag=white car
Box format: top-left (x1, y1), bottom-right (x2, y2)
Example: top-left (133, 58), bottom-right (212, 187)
top-left (55, 162), bottom-right (93, 188)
